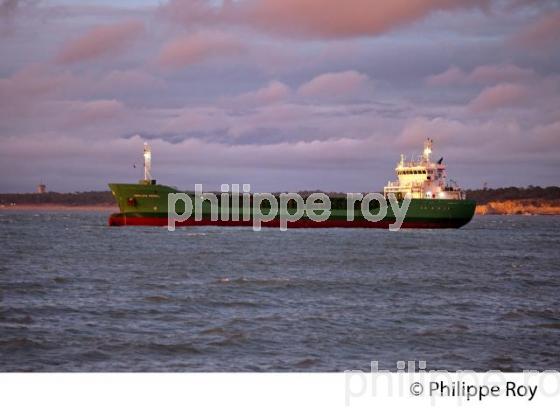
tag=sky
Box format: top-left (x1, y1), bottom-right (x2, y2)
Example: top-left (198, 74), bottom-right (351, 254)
top-left (0, 0), bottom-right (559, 193)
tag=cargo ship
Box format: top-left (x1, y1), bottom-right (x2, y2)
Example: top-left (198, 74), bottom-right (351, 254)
top-left (108, 139), bottom-right (475, 229)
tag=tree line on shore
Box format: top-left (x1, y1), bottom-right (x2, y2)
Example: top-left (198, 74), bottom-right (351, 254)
top-left (465, 186), bottom-right (560, 204)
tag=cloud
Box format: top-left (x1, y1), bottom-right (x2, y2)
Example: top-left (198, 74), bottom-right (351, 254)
top-left (396, 116), bottom-right (558, 162)
top-left (56, 20), bottom-right (145, 64)
top-left (426, 64), bottom-right (534, 86)
top-left (4, 114), bottom-right (557, 193)
top-left (159, 0), bottom-right (220, 26)
top-left (163, 0), bottom-right (489, 39)
top-left (393, 116), bottom-right (509, 159)
top-left (468, 64), bottom-right (535, 84)
top-left (159, 106), bottom-right (231, 137)
top-left (225, 80), bottom-right (291, 106)
top-left (0, 132), bottom-right (382, 192)
top-left (0, 63), bottom-right (66, 99)
top-left (298, 70), bottom-right (371, 98)
top-left (511, 10), bottom-right (560, 49)
top-left (0, 0), bottom-right (34, 30)
top-left (531, 120), bottom-right (560, 151)
top-left (425, 66), bottom-right (465, 86)
top-left (468, 83), bottom-right (530, 112)
top-left (0, 64), bottom-right (161, 112)
top-left (2, 0), bottom-right (560, 191)
top-left (0, 63), bottom-right (81, 119)
top-left (392, 115), bottom-right (560, 188)
top-left (148, 98), bottom-right (398, 146)
top-left (1, 0), bottom-right (19, 19)
top-left (98, 69), bottom-right (165, 93)
top-left (65, 99), bottom-right (126, 128)
top-left (157, 31), bottom-right (244, 70)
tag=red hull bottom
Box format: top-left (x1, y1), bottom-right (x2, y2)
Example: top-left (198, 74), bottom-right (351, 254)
top-left (108, 214), bottom-right (470, 229)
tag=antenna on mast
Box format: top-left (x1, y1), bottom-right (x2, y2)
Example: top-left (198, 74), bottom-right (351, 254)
top-left (143, 142), bottom-right (152, 181)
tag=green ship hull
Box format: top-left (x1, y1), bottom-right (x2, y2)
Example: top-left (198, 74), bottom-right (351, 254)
top-left (108, 182), bottom-right (476, 229)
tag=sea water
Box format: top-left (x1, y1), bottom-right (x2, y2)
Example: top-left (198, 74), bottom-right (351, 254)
top-left (1, 212), bottom-right (559, 371)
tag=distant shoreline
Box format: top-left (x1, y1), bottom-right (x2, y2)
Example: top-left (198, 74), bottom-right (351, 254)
top-left (2, 202), bottom-right (560, 216)
top-left (0, 204), bottom-right (118, 212)
top-left (474, 199), bottom-right (560, 216)
top-left (1, 187), bottom-right (559, 215)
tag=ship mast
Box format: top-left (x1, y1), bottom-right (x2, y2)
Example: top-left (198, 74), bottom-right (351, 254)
top-left (423, 138), bottom-right (433, 162)
top-left (143, 142), bottom-right (152, 181)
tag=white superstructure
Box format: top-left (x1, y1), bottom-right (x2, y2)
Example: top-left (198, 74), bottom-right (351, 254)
top-left (384, 139), bottom-right (465, 200)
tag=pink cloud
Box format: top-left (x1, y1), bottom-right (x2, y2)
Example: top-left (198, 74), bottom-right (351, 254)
top-left (426, 66), bottom-right (466, 86)
top-left (468, 83), bottom-right (530, 112)
top-left (226, 81), bottom-right (291, 106)
top-left (0, 63), bottom-right (80, 118)
top-left (161, 106), bottom-right (231, 135)
top-left (163, 0), bottom-right (488, 39)
top-left (0, 64), bottom-right (63, 98)
top-left (157, 31), bottom-right (244, 70)
top-left (511, 10), bottom-right (560, 49)
top-left (298, 70), bottom-right (371, 98)
top-left (235, 0), bottom-right (488, 38)
top-left (468, 64), bottom-right (534, 84)
top-left (56, 20), bottom-right (144, 64)
top-left (395, 116), bottom-right (529, 157)
top-left (66, 99), bottom-right (125, 127)
top-left (427, 64), bottom-right (534, 86)
top-left (397, 116), bottom-right (474, 149)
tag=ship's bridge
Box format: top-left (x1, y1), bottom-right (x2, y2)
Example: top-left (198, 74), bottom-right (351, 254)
top-left (384, 139), bottom-right (465, 200)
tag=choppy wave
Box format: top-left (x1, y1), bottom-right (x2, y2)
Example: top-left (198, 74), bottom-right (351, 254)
top-left (1, 213), bottom-right (559, 371)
